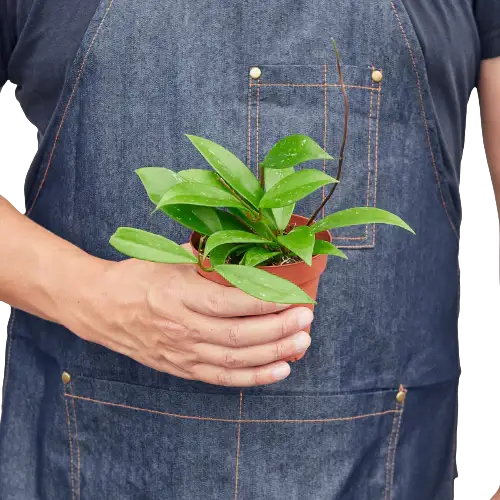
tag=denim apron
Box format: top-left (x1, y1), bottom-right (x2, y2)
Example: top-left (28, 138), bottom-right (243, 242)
top-left (0, 1), bottom-right (461, 498)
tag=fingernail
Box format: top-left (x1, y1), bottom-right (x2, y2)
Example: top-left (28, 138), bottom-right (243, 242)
top-left (294, 332), bottom-right (311, 352)
top-left (272, 363), bottom-right (291, 381)
top-left (296, 309), bottom-right (314, 330)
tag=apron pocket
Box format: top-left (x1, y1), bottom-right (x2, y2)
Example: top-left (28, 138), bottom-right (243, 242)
top-left (62, 375), bottom-right (406, 499)
top-left (247, 63), bottom-right (382, 249)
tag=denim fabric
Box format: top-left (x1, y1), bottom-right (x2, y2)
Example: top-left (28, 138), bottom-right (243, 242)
top-left (0, 0), bottom-right (460, 498)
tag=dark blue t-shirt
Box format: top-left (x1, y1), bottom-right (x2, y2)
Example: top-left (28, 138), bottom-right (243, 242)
top-left (1, 0), bottom-right (500, 176)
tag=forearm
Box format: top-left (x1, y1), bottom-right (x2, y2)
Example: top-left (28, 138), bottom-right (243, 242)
top-left (479, 59), bottom-right (500, 220)
top-left (0, 195), bottom-right (105, 323)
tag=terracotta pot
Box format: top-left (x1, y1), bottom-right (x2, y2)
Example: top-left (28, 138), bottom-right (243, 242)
top-left (189, 215), bottom-right (332, 362)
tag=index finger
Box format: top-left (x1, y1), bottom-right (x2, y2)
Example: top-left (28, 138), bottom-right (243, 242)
top-left (182, 272), bottom-right (291, 317)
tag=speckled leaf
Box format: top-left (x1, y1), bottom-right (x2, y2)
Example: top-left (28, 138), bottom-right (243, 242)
top-left (277, 226), bottom-right (315, 266)
top-left (214, 264), bottom-right (316, 304)
top-left (186, 135), bottom-right (264, 208)
top-left (264, 167), bottom-right (295, 230)
top-left (313, 240), bottom-right (348, 259)
top-left (208, 244), bottom-right (250, 266)
top-left (204, 230), bottom-right (274, 257)
top-left (179, 169), bottom-right (225, 189)
top-left (242, 247), bottom-right (281, 267)
top-left (311, 207), bottom-right (415, 234)
top-left (260, 134), bottom-right (333, 170)
top-left (259, 170), bottom-right (337, 209)
top-left (156, 182), bottom-right (246, 209)
top-left (136, 167), bottom-right (183, 203)
top-left (109, 228), bottom-right (197, 264)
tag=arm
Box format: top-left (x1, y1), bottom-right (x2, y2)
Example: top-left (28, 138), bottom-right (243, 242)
top-left (0, 195), bottom-right (313, 386)
top-left (479, 58), bottom-right (500, 218)
top-left (0, 196), bottom-right (102, 322)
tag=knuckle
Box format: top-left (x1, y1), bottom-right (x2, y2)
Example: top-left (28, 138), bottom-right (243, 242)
top-left (279, 317), bottom-right (291, 339)
top-left (227, 323), bottom-right (241, 347)
top-left (207, 290), bottom-right (226, 315)
top-left (274, 342), bottom-right (285, 361)
top-left (216, 370), bottom-right (233, 387)
top-left (253, 369), bottom-right (265, 387)
top-left (223, 351), bottom-right (245, 368)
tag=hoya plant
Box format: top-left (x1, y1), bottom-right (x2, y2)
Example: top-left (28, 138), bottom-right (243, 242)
top-left (110, 42), bottom-right (414, 305)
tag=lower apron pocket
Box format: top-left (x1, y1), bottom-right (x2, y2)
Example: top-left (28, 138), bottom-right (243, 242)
top-left (62, 375), bottom-right (406, 500)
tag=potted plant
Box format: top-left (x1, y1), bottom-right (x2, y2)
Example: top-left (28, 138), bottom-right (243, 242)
top-left (109, 42), bottom-right (414, 362)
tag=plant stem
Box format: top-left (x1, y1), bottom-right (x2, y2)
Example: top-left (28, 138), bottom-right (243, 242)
top-left (259, 164), bottom-right (265, 190)
top-left (217, 177), bottom-right (260, 217)
top-left (306, 39), bottom-right (349, 226)
top-left (197, 236), bottom-right (214, 272)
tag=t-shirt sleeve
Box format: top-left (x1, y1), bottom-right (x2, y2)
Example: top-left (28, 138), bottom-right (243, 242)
top-left (0, 0), bottom-right (17, 90)
top-left (475, 0), bottom-right (500, 59)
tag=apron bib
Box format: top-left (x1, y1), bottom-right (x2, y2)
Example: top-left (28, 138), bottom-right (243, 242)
top-left (1, 1), bottom-right (460, 498)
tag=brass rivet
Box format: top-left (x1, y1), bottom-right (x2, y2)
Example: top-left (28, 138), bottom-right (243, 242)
top-left (396, 390), bottom-right (406, 404)
top-left (249, 66), bottom-right (262, 80)
top-left (372, 70), bottom-right (383, 83)
top-left (61, 371), bottom-right (71, 385)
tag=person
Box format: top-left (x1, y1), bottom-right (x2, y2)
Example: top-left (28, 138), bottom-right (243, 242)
top-left (0, 0), bottom-right (499, 498)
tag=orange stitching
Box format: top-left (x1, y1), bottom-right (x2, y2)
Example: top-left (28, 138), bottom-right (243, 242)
top-left (256, 83), bottom-right (261, 177)
top-left (372, 78), bottom-right (383, 246)
top-left (331, 66), bottom-right (381, 245)
top-left (233, 391), bottom-right (243, 500)
top-left (388, 396), bottom-right (405, 500)
top-left (26, 0), bottom-right (115, 216)
top-left (1, 310), bottom-right (16, 405)
top-left (247, 79), bottom-right (252, 170)
top-left (390, 0), bottom-right (458, 239)
top-left (69, 383), bottom-right (81, 500)
top-left (332, 235), bottom-right (368, 241)
top-left (384, 403), bottom-right (399, 500)
top-left (250, 83), bottom-right (380, 91)
top-left (65, 393), bottom-right (401, 423)
top-left (335, 244), bottom-right (375, 250)
top-left (322, 63), bottom-right (327, 217)
top-left (64, 398), bottom-right (75, 500)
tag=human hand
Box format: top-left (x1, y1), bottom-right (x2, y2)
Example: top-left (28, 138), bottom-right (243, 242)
top-left (492, 486), bottom-right (500, 500)
top-left (63, 257), bottom-right (313, 386)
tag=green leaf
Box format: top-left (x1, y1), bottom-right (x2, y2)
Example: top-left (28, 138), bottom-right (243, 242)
top-left (204, 230), bottom-right (274, 257)
top-left (109, 228), bottom-right (197, 264)
top-left (311, 207), bottom-right (415, 234)
top-left (156, 182), bottom-right (246, 209)
top-left (260, 134), bottom-right (334, 170)
top-left (160, 206), bottom-right (245, 236)
top-left (186, 135), bottom-right (264, 208)
top-left (178, 169), bottom-right (225, 189)
top-left (277, 226), bottom-right (315, 266)
top-left (136, 167), bottom-right (183, 204)
top-left (313, 240), bottom-right (348, 259)
top-left (264, 167), bottom-right (295, 231)
top-left (207, 244), bottom-right (238, 266)
top-left (259, 170), bottom-right (338, 209)
top-left (214, 264), bottom-right (315, 304)
top-left (242, 246), bottom-right (281, 267)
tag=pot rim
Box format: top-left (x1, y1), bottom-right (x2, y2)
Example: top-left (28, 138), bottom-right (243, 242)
top-left (189, 213), bottom-right (332, 270)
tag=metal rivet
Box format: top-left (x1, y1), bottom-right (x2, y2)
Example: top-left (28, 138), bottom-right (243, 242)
top-left (249, 67), bottom-right (262, 79)
top-left (372, 70), bottom-right (383, 83)
top-left (396, 390), bottom-right (406, 404)
top-left (61, 371), bottom-right (71, 385)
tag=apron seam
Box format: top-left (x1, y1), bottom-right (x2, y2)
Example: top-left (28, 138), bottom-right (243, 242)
top-left (233, 391), bottom-right (243, 500)
top-left (249, 83), bottom-right (379, 91)
top-left (64, 397), bottom-right (76, 500)
top-left (388, 400), bottom-right (404, 500)
top-left (69, 382), bottom-right (81, 500)
top-left (1, 309), bottom-right (16, 411)
top-left (63, 393), bottom-right (400, 423)
top-left (389, 0), bottom-right (459, 240)
top-left (26, 0), bottom-right (116, 217)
